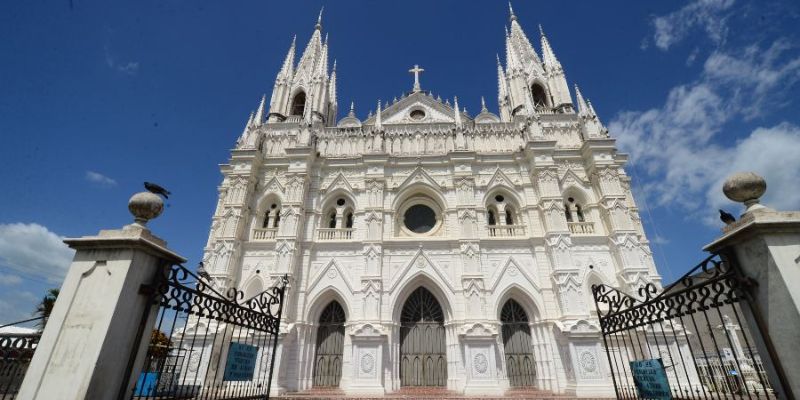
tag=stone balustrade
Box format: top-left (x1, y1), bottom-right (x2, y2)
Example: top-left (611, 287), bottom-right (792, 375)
top-left (252, 227), bottom-right (278, 241)
top-left (317, 228), bottom-right (354, 241)
top-left (568, 221), bottom-right (595, 235)
top-left (487, 224), bottom-right (526, 238)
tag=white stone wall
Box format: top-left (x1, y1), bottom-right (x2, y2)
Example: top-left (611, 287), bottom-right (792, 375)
top-left (200, 104), bottom-right (661, 396)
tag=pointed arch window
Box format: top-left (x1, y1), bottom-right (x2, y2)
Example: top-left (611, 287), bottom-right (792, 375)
top-left (318, 197), bottom-right (355, 240)
top-left (486, 193), bottom-right (524, 237)
top-left (253, 201), bottom-right (280, 241)
top-left (564, 196), bottom-right (595, 235)
top-left (531, 84), bottom-right (549, 110)
top-left (291, 92), bottom-right (306, 116)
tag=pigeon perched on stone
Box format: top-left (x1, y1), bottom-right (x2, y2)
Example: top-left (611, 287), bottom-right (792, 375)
top-left (197, 261), bottom-right (211, 280)
top-left (144, 182), bottom-right (171, 199)
top-left (719, 209), bottom-right (736, 225)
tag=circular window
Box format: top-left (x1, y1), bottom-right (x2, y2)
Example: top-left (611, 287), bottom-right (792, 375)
top-left (410, 109), bottom-right (426, 120)
top-left (404, 204), bottom-right (437, 233)
top-left (495, 195), bottom-right (505, 202)
top-left (336, 198), bottom-right (346, 206)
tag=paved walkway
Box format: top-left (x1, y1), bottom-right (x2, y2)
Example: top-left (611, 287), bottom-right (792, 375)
top-left (274, 387), bottom-right (614, 400)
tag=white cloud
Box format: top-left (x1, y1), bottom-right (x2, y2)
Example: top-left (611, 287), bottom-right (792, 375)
top-left (611, 40), bottom-right (800, 226)
top-left (0, 223), bottom-right (74, 283)
top-left (104, 45), bottom-right (140, 75)
top-left (651, 0), bottom-right (735, 50)
top-left (0, 274), bottom-right (23, 286)
top-left (85, 170), bottom-right (117, 186)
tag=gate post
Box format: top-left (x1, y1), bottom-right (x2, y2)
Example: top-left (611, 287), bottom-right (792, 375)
top-left (17, 191), bottom-right (186, 400)
top-left (705, 172), bottom-right (800, 399)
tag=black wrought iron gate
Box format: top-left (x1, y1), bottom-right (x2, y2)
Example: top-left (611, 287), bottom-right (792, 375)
top-left (592, 253), bottom-right (791, 399)
top-left (127, 264), bottom-right (288, 400)
top-left (400, 287), bottom-right (447, 387)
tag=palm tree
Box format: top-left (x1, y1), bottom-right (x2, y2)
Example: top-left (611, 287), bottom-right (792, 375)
top-left (34, 288), bottom-right (59, 330)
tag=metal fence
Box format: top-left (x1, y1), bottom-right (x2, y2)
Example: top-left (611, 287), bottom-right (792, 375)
top-left (592, 253), bottom-right (790, 399)
top-left (128, 264), bottom-right (288, 400)
top-left (0, 332), bottom-right (39, 399)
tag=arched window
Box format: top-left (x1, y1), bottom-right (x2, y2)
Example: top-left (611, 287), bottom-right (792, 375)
top-left (564, 197), bottom-right (585, 223)
top-left (263, 203), bottom-right (281, 228)
top-left (345, 212), bottom-right (354, 228)
top-left (291, 92), bottom-right (306, 116)
top-left (486, 193), bottom-right (524, 237)
top-left (564, 202), bottom-right (573, 222)
top-left (531, 84), bottom-right (549, 110)
top-left (328, 211), bottom-right (337, 228)
top-left (320, 197), bottom-right (355, 240)
top-left (575, 204), bottom-right (585, 222)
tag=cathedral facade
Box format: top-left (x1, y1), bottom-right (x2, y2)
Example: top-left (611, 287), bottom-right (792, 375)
top-left (202, 7), bottom-right (661, 397)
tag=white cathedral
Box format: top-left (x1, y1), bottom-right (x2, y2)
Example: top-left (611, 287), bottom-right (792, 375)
top-left (202, 6), bottom-right (662, 397)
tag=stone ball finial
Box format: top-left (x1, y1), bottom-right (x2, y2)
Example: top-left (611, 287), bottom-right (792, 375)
top-left (128, 191), bottom-right (164, 227)
top-left (723, 172), bottom-right (767, 213)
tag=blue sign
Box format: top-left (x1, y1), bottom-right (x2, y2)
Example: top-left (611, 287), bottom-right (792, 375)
top-left (223, 342), bottom-right (259, 381)
top-left (134, 372), bottom-right (159, 396)
top-left (630, 358), bottom-right (672, 400)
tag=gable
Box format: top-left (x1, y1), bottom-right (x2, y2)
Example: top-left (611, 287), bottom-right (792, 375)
top-left (363, 92), bottom-right (471, 126)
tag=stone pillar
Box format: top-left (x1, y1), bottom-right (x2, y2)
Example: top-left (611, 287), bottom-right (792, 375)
top-left (348, 324), bottom-right (387, 394)
top-left (459, 324), bottom-right (503, 395)
top-left (704, 172), bottom-right (800, 399)
top-left (18, 191), bottom-right (186, 400)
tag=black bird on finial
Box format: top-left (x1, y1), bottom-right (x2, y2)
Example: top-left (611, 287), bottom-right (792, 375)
top-left (719, 209), bottom-right (736, 225)
top-left (197, 261), bottom-right (211, 280)
top-left (144, 182), bottom-right (171, 199)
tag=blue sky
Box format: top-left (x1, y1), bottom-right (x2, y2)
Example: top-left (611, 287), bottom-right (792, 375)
top-left (1, 0), bottom-right (799, 324)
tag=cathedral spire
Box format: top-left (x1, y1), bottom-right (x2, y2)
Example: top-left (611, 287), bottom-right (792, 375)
top-left (254, 94), bottom-right (266, 126)
top-left (453, 96), bottom-right (463, 128)
top-left (481, 96), bottom-right (488, 112)
top-left (539, 25), bottom-right (562, 71)
top-left (508, 1), bottom-right (516, 22)
top-left (348, 101), bottom-right (355, 117)
top-left (277, 35), bottom-right (296, 81)
top-left (375, 100), bottom-right (382, 130)
top-left (574, 84), bottom-right (589, 116)
top-left (506, 5), bottom-right (540, 67)
top-left (316, 7), bottom-right (323, 30)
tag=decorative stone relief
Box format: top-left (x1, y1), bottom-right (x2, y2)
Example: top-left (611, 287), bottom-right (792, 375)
top-left (473, 353), bottom-right (488, 375)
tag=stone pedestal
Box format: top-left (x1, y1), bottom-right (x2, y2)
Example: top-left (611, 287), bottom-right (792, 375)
top-left (704, 209), bottom-right (800, 399)
top-left (348, 324), bottom-right (387, 394)
top-left (459, 323), bottom-right (503, 396)
top-left (18, 224), bottom-right (185, 399)
top-left (560, 321), bottom-right (615, 397)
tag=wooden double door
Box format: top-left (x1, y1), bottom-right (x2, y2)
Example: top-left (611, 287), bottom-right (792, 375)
top-left (313, 302), bottom-right (345, 387)
top-left (501, 299), bottom-right (537, 387)
top-left (399, 287), bottom-right (447, 386)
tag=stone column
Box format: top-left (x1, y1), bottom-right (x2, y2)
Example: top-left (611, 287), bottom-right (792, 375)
top-left (459, 324), bottom-right (502, 395)
top-left (348, 324), bottom-right (387, 394)
top-left (19, 191), bottom-right (186, 400)
top-left (704, 172), bottom-right (800, 399)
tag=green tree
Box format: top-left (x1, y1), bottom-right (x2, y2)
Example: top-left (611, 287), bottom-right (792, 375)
top-left (34, 288), bottom-right (59, 330)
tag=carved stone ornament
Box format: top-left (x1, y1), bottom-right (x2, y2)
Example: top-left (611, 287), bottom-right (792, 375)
top-left (360, 352), bottom-right (375, 373)
top-left (580, 351), bottom-right (597, 373)
top-left (473, 353), bottom-right (488, 374)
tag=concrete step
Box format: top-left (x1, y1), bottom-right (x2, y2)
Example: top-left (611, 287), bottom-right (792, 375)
top-left (273, 387), bottom-right (610, 400)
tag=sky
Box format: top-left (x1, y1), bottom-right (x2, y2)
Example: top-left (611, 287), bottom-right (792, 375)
top-left (1, 0), bottom-right (799, 324)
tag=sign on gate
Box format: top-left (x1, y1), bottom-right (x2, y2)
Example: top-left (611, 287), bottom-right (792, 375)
top-left (223, 342), bottom-right (259, 381)
top-left (629, 358), bottom-right (672, 400)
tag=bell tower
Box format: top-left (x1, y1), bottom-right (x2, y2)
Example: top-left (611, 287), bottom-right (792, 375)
top-left (267, 9), bottom-right (338, 125)
top-left (498, 4), bottom-right (574, 119)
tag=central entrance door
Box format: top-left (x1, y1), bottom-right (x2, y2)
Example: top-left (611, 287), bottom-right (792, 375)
top-left (400, 287), bottom-right (447, 386)
top-left (501, 299), bottom-right (536, 387)
top-left (313, 301), bottom-right (345, 387)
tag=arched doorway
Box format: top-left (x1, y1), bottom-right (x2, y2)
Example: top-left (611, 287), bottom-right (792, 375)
top-left (313, 301), bottom-right (345, 387)
top-left (501, 299), bottom-right (536, 387)
top-left (400, 287), bottom-right (447, 386)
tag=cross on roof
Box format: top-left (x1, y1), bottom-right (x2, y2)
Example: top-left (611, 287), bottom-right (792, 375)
top-left (409, 64), bottom-right (425, 92)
